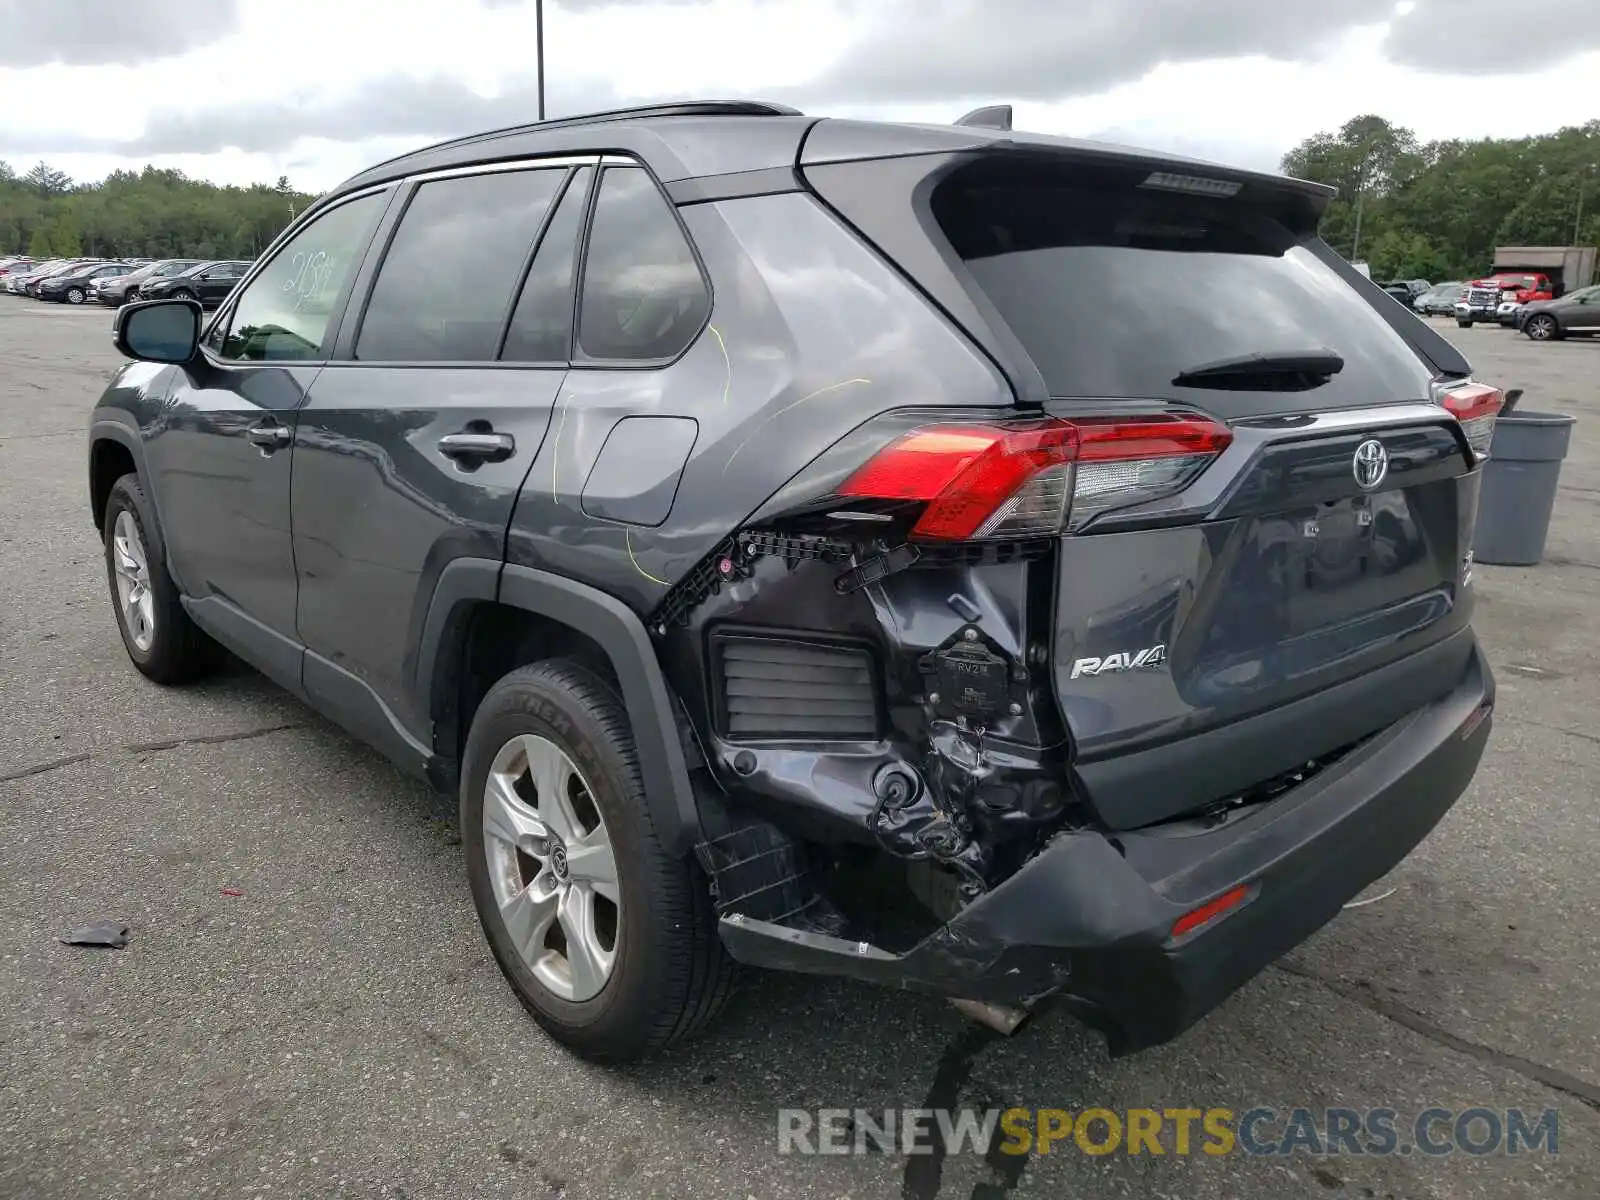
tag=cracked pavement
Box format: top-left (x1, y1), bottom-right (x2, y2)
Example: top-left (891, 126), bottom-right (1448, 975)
top-left (2, 301), bottom-right (1598, 1197)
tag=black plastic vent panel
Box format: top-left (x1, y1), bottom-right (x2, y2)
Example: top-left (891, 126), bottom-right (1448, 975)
top-left (716, 635), bottom-right (880, 741)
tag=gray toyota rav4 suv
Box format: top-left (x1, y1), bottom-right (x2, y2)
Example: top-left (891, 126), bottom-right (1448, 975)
top-left (89, 101), bottom-right (1497, 1063)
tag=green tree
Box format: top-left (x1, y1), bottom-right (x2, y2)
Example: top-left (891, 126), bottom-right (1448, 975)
top-left (1282, 115), bottom-right (1427, 261)
top-left (23, 161), bottom-right (72, 197)
top-left (48, 217), bottom-right (81, 257)
top-left (27, 226), bottom-right (51, 256)
top-left (1282, 118), bottom-right (1600, 278)
top-left (0, 156), bottom-right (315, 258)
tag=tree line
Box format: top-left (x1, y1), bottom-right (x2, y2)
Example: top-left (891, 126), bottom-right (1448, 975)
top-left (1281, 116), bottom-right (1599, 282)
top-left (0, 160), bottom-right (319, 261)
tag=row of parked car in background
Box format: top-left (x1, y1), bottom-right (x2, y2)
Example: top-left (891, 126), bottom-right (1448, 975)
top-left (1358, 246), bottom-right (1599, 344)
top-left (0, 255), bottom-right (253, 308)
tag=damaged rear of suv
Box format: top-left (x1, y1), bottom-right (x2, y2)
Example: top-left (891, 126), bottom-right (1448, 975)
top-left (93, 102), bottom-right (1495, 1063)
top-left (688, 117), bottom-right (1496, 1053)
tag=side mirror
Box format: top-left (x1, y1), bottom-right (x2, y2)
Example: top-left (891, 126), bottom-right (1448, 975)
top-left (114, 299), bottom-right (201, 364)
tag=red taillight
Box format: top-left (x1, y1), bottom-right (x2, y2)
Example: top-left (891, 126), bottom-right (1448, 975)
top-left (1435, 381), bottom-right (1503, 458)
top-left (1171, 884), bottom-right (1250, 938)
top-left (837, 414), bottom-right (1232, 541)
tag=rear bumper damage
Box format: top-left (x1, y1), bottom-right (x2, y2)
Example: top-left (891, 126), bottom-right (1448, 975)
top-left (719, 640), bottom-right (1493, 1054)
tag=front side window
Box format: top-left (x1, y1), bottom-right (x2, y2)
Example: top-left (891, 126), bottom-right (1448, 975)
top-left (356, 167), bottom-right (565, 363)
top-left (212, 191), bottom-right (387, 362)
top-left (577, 165), bottom-right (709, 361)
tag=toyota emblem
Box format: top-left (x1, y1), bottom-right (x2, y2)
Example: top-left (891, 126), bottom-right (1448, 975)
top-left (1352, 439), bottom-right (1388, 491)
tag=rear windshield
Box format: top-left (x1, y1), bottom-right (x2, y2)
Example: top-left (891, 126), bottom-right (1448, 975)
top-left (932, 168), bottom-right (1433, 407)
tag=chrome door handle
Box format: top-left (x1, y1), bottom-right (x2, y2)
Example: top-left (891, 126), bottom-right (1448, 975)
top-left (246, 421), bottom-right (292, 451)
top-left (438, 431), bottom-right (515, 464)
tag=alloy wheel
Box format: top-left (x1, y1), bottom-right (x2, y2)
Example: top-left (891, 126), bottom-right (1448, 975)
top-left (481, 733), bottom-right (620, 1002)
top-left (111, 510), bottom-right (156, 652)
top-left (1527, 315), bottom-right (1556, 341)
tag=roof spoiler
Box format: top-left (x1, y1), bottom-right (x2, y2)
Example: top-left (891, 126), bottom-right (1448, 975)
top-left (955, 105), bottom-right (1013, 132)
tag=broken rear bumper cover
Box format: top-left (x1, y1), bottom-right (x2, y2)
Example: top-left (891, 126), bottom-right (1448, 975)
top-left (719, 642), bottom-right (1494, 1054)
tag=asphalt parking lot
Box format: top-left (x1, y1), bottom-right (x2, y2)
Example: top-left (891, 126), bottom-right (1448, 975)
top-left (2, 301), bottom-right (1597, 1199)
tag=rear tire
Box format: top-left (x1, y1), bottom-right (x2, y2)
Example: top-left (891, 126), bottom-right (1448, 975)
top-left (460, 660), bottom-right (736, 1063)
top-left (1524, 314), bottom-right (1560, 342)
top-left (102, 474), bottom-right (217, 684)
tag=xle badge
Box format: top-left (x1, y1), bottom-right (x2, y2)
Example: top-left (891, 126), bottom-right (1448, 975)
top-left (1070, 644), bottom-right (1168, 679)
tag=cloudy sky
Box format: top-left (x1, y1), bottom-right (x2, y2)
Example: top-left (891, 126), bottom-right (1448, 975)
top-left (1, 0), bottom-right (1597, 192)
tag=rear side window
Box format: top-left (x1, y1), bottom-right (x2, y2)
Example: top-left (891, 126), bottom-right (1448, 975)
top-left (577, 165), bottom-right (708, 361)
top-left (932, 166), bottom-right (1434, 408)
top-left (501, 166), bottom-right (591, 362)
top-left (356, 167), bottom-right (565, 362)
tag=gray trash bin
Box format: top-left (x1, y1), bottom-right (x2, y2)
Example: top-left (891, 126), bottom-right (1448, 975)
top-left (1472, 411), bottom-right (1576, 566)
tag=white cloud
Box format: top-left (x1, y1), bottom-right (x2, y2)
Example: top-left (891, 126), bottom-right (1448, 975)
top-left (0, 0), bottom-right (1596, 191)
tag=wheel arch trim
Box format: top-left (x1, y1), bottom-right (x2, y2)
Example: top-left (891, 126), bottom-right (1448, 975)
top-left (416, 558), bottom-right (701, 854)
top-left (87, 418), bottom-right (179, 590)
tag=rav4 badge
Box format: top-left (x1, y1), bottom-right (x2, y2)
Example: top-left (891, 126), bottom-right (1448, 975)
top-left (1070, 644), bottom-right (1168, 679)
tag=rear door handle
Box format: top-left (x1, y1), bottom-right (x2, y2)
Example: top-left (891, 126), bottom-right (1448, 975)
top-left (438, 431), bottom-right (516, 464)
top-left (247, 420), bottom-right (293, 451)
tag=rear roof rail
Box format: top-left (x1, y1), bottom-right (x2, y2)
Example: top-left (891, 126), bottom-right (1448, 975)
top-left (357, 99), bottom-right (805, 181)
top-left (541, 100), bottom-right (804, 126)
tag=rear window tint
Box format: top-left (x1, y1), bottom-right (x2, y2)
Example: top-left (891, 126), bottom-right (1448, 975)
top-left (933, 171), bottom-right (1433, 407)
top-left (577, 166), bottom-right (709, 362)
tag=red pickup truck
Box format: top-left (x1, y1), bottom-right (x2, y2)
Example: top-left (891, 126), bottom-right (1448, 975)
top-left (1456, 273), bottom-right (1554, 327)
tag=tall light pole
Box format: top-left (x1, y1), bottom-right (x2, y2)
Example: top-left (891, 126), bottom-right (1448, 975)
top-left (536, 0), bottom-right (546, 120)
top-left (1576, 163), bottom-right (1594, 246)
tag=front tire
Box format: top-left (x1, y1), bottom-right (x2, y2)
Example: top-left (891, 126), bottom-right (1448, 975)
top-left (461, 660), bottom-right (735, 1063)
top-left (102, 474), bottom-right (217, 684)
top-left (1524, 314), bottom-right (1560, 341)
top-left (65, 287), bottom-right (85, 304)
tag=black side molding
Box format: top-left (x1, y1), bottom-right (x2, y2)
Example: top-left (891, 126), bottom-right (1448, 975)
top-left (182, 595), bottom-right (307, 703)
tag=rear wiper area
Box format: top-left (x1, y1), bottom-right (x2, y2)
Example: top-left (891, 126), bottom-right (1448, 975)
top-left (1172, 348), bottom-right (1345, 392)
